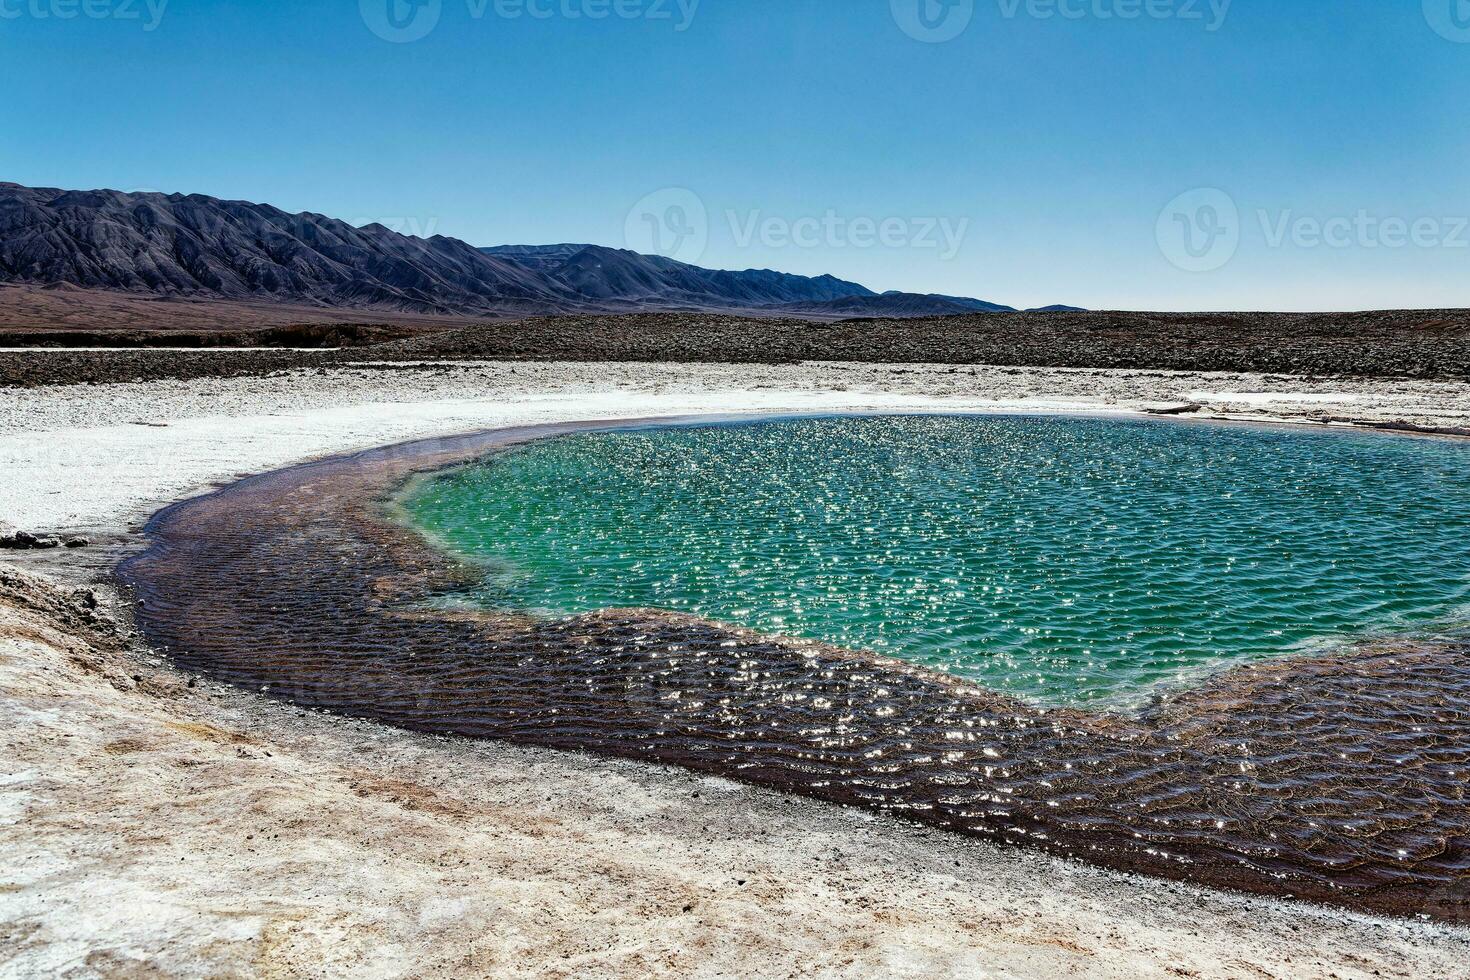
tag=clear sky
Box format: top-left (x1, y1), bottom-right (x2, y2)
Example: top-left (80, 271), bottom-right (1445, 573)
top-left (2, 0), bottom-right (1468, 310)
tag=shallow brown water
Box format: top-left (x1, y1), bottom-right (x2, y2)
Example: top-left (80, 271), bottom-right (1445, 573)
top-left (118, 417), bottom-right (1470, 922)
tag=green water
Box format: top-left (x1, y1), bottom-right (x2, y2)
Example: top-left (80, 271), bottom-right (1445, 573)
top-left (399, 415), bottom-right (1470, 706)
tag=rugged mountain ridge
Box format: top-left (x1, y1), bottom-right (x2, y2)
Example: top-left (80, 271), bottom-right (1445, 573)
top-left (0, 182), bottom-right (1022, 318)
top-left (0, 183), bottom-right (562, 316)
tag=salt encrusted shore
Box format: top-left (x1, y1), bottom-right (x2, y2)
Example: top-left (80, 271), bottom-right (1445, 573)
top-left (4, 360), bottom-right (1470, 977)
top-left (6, 359), bottom-right (1470, 533)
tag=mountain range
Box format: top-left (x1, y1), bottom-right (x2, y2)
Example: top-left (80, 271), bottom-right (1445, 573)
top-left (479, 243), bottom-right (876, 311)
top-left (0, 183), bottom-right (1072, 319)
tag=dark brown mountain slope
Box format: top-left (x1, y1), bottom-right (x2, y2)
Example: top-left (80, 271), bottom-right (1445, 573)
top-left (0, 183), bottom-right (1020, 325)
top-left (0, 183), bottom-right (563, 316)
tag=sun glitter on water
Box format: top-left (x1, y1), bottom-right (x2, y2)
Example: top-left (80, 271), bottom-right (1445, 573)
top-left (400, 415), bottom-right (1470, 706)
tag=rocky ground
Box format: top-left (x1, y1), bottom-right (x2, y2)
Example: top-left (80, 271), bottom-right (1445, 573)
top-left (372, 309), bottom-right (1470, 379)
top-left (4, 308), bottom-right (1470, 388)
top-left (4, 361), bottom-right (1470, 977)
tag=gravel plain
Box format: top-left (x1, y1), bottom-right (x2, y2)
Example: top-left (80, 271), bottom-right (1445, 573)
top-left (6, 309), bottom-right (1470, 389)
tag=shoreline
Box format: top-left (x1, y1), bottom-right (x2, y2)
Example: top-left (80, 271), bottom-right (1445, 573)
top-left (8, 561), bottom-right (1468, 978)
top-left (6, 361), bottom-right (1470, 974)
top-left (118, 410), bottom-right (1470, 921)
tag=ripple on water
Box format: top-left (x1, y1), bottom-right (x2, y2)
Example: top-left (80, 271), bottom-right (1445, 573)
top-left (400, 416), bottom-right (1470, 707)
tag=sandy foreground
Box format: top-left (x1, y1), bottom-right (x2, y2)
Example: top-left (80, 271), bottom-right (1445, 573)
top-left (4, 360), bottom-right (1470, 978)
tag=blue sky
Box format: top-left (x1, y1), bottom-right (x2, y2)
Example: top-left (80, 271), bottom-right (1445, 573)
top-left (2, 0), bottom-right (1468, 310)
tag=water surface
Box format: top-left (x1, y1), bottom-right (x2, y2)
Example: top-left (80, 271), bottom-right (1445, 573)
top-left (402, 415), bottom-right (1470, 705)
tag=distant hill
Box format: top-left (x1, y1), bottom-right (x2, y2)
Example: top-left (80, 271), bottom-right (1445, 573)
top-left (0, 183), bottom-right (1033, 321)
top-left (1027, 304), bottom-right (1087, 313)
top-left (481, 243), bottom-right (872, 310)
top-left (881, 290), bottom-right (1015, 313)
top-left (778, 292), bottom-right (1002, 318)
